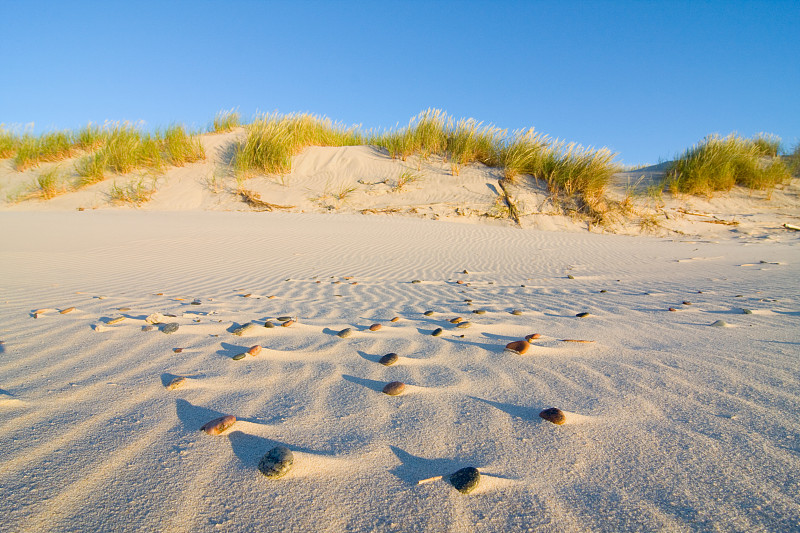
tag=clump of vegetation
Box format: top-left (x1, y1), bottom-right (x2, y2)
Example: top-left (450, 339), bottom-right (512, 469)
top-left (161, 125), bottom-right (206, 166)
top-left (786, 142), bottom-right (800, 177)
top-left (108, 178), bottom-right (157, 206)
top-left (393, 171), bottom-right (422, 192)
top-left (211, 109), bottom-right (242, 133)
top-left (36, 167), bottom-right (66, 199)
top-left (1, 126), bottom-right (20, 159)
top-left (664, 133), bottom-right (791, 196)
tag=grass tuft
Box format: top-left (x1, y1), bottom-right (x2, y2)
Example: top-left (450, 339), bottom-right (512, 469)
top-left (36, 167), bottom-right (66, 199)
top-left (1, 126), bottom-right (20, 159)
top-left (665, 133), bottom-right (791, 196)
top-left (212, 109), bottom-right (242, 133)
top-left (108, 178), bottom-right (157, 206)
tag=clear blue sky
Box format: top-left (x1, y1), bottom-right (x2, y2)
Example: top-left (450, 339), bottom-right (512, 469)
top-left (1, 0), bottom-right (798, 164)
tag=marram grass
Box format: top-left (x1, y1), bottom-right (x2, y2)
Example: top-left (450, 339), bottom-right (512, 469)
top-left (211, 109), bottom-right (242, 133)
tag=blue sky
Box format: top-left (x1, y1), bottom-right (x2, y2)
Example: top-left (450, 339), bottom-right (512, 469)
top-left (1, 0), bottom-right (798, 164)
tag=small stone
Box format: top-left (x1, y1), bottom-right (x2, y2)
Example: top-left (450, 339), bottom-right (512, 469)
top-left (264, 320), bottom-right (275, 328)
top-left (337, 327), bottom-right (353, 338)
top-left (464, 299), bottom-right (472, 303)
top-left (118, 307), bottom-right (131, 311)
top-left (379, 353), bottom-right (399, 366)
top-left (423, 310), bottom-right (435, 316)
top-left (511, 309), bottom-right (523, 315)
top-left (539, 407), bottom-right (566, 425)
top-left (599, 290), bottom-right (607, 293)
top-left (710, 320), bottom-right (729, 327)
top-left (258, 446), bottom-right (294, 478)
top-left (462, 270), bottom-right (469, 274)
top-left (575, 312), bottom-right (590, 318)
top-left (142, 325), bottom-right (155, 332)
top-left (525, 333), bottom-right (542, 341)
top-left (742, 308), bottom-right (753, 314)
top-left (232, 323), bottom-right (256, 336)
top-left (431, 328), bottom-right (443, 336)
top-left (450, 467), bottom-right (480, 494)
top-left (191, 300), bottom-right (201, 305)
top-left (162, 323), bottom-right (180, 334)
top-left (60, 307), bottom-right (76, 314)
top-left (166, 376), bottom-right (187, 390)
top-left (390, 316), bottom-right (400, 322)
top-left (411, 280), bottom-right (421, 284)
top-left (173, 348), bottom-right (183, 353)
top-left (247, 345), bottom-right (262, 356)
top-left (472, 309), bottom-right (486, 315)
top-left (107, 316), bottom-right (125, 325)
top-left (369, 323), bottom-right (382, 331)
top-left (382, 381), bottom-right (406, 396)
top-left (682, 301), bottom-right (692, 305)
top-left (505, 340), bottom-right (530, 355)
top-left (232, 352), bottom-right (247, 360)
top-left (277, 316), bottom-right (293, 322)
top-left (281, 319), bottom-right (296, 327)
top-left (146, 313), bottom-right (169, 324)
top-left (668, 307), bottom-right (678, 312)
top-left (567, 275), bottom-right (575, 279)
top-left (456, 280), bottom-right (465, 285)
top-left (201, 415), bottom-right (236, 435)
top-left (456, 322), bottom-right (472, 329)
top-left (450, 317), bottom-right (463, 324)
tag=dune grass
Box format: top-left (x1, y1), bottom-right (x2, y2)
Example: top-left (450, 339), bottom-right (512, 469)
top-left (665, 134), bottom-right (791, 196)
top-left (108, 178), bottom-right (157, 206)
top-left (211, 109), bottom-right (242, 133)
top-left (1, 126), bottom-right (20, 159)
top-left (36, 167), bottom-right (66, 199)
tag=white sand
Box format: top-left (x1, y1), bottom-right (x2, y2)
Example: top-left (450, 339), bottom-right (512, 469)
top-left (1, 208), bottom-right (799, 532)
top-left (1, 136), bottom-right (800, 530)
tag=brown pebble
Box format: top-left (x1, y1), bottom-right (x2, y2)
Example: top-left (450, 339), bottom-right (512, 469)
top-left (456, 322), bottom-right (472, 329)
top-left (173, 348), bottom-right (183, 353)
top-left (60, 307), bottom-right (76, 314)
top-left (575, 312), bottom-right (590, 318)
top-left (379, 353), bottom-right (399, 366)
top-left (456, 280), bottom-right (465, 284)
top-left (200, 415), bottom-right (237, 435)
top-left (682, 301), bottom-right (692, 305)
top-left (369, 323), bottom-right (382, 331)
top-left (247, 345), bottom-right (262, 356)
top-left (382, 381), bottom-right (406, 396)
top-left (107, 316), bottom-right (125, 325)
top-left (472, 309), bottom-right (486, 315)
top-left (505, 340), bottom-right (530, 355)
top-left (450, 317), bottom-right (463, 324)
top-left (166, 376), bottom-right (187, 390)
top-left (525, 333), bottom-right (542, 341)
top-left (282, 319), bottom-right (296, 327)
top-left (423, 310), bottom-right (435, 316)
top-left (668, 307), bottom-right (678, 312)
top-left (351, 282), bottom-right (358, 285)
top-left (539, 408), bottom-right (566, 425)
top-left (268, 295), bottom-right (277, 299)
top-left (511, 309), bottom-right (523, 315)
top-left (390, 316), bottom-right (400, 322)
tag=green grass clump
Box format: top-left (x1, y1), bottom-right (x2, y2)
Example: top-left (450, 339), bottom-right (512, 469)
top-left (161, 125), bottom-right (206, 166)
top-left (108, 178), bottom-right (157, 205)
top-left (15, 130), bottom-right (77, 170)
top-left (36, 167), bottom-right (64, 199)
top-left (786, 142), bottom-right (800, 177)
top-left (540, 142), bottom-right (620, 210)
top-left (665, 134), bottom-right (791, 196)
top-left (499, 129), bottom-right (550, 182)
top-left (211, 109), bottom-right (242, 133)
top-left (234, 113), bottom-right (364, 176)
top-left (0, 126), bottom-right (20, 159)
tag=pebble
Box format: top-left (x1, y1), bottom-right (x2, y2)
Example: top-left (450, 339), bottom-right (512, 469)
top-left (281, 319), bottom-right (296, 327)
top-left (575, 312), bottom-right (590, 318)
top-left (505, 340), bottom-right (530, 355)
top-left (411, 280), bottom-right (421, 284)
top-left (146, 313), bottom-right (169, 324)
top-left (258, 446), bottom-right (294, 478)
top-left (232, 323), bottom-right (256, 336)
top-left (511, 309), bottom-right (523, 315)
top-left (742, 309), bottom-right (753, 314)
top-left (668, 307), bottom-right (678, 312)
top-left (379, 353), bottom-right (399, 366)
top-left (166, 376), bottom-right (187, 390)
top-left (456, 322), bottom-right (472, 329)
top-left (567, 275), bottom-right (575, 279)
top-left (472, 309), bottom-right (486, 315)
top-left (60, 307), bottom-right (76, 314)
top-left (710, 320), bottom-right (729, 327)
top-left (118, 307), bottom-right (131, 311)
top-left (462, 270), bottom-right (469, 274)
top-left (525, 333), bottom-right (541, 341)
top-left (383, 381), bottom-right (406, 396)
top-left (107, 316), bottom-right (125, 325)
top-left (682, 301), bottom-right (692, 305)
top-left (337, 327), bottom-right (353, 338)
top-left (449, 467), bottom-right (480, 494)
top-left (369, 323), bottom-right (382, 331)
top-left (456, 280), bottom-right (465, 285)
top-left (142, 325), bottom-right (155, 332)
top-left (390, 317), bottom-right (400, 322)
top-left (276, 316), bottom-right (291, 322)
top-left (464, 299), bottom-right (472, 303)
top-left (173, 348), bottom-right (183, 353)
top-left (264, 320), bottom-right (275, 328)
top-left (247, 345), bottom-right (262, 356)
top-left (200, 415), bottom-right (236, 435)
top-left (539, 407), bottom-right (566, 425)
top-left (191, 300), bottom-right (201, 305)
top-left (599, 290), bottom-right (607, 293)
top-left (423, 310), bottom-right (435, 316)
top-left (431, 328), bottom-right (443, 336)
top-left (449, 317), bottom-right (463, 324)
top-left (162, 323), bottom-right (180, 334)
top-left (232, 352), bottom-right (247, 360)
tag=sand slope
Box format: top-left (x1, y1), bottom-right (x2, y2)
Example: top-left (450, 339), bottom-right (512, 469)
top-left (1, 211), bottom-right (798, 532)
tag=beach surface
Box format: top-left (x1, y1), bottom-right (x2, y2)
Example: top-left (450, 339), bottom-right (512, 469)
top-left (1, 208), bottom-right (799, 532)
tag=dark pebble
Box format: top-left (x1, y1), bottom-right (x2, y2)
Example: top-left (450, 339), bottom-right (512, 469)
top-left (472, 309), bottom-right (486, 315)
top-left (382, 381), bottom-right (406, 395)
top-left (277, 316), bottom-right (293, 322)
top-left (423, 310), bottom-right (435, 316)
top-left (511, 309), bottom-right (523, 315)
top-left (539, 407), bottom-right (566, 425)
top-left (337, 327), bottom-right (353, 338)
top-left (264, 320), bottom-right (275, 328)
top-left (411, 280), bottom-right (421, 284)
top-left (682, 301), bottom-right (692, 305)
top-left (232, 352), bottom-right (246, 360)
top-left (449, 467), bottom-right (480, 494)
top-left (575, 312), bottom-right (590, 318)
top-left (162, 323), bottom-right (180, 334)
top-left (431, 328), bottom-right (443, 336)
top-left (742, 308), bottom-right (753, 314)
top-left (379, 353), bottom-right (399, 366)
top-left (258, 446), bottom-right (294, 478)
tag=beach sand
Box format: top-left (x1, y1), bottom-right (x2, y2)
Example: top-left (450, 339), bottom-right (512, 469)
top-left (1, 207), bottom-right (799, 532)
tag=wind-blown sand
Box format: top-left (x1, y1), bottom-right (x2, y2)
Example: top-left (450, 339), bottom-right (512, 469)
top-left (1, 208), bottom-right (799, 532)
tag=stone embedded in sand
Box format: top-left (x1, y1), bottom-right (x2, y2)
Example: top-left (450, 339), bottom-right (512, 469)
top-left (539, 407), bottom-right (566, 425)
top-left (166, 376), bottom-right (187, 390)
top-left (369, 323), bottom-right (382, 331)
top-left (411, 280), bottom-right (421, 284)
top-left (668, 307), bottom-right (678, 312)
top-left (277, 316), bottom-right (293, 322)
top-left (146, 313), bottom-right (169, 324)
top-left (232, 323), bottom-right (256, 336)
top-left (337, 327), bottom-right (353, 338)
top-left (462, 269), bottom-right (469, 274)
top-left (281, 319), bottom-right (296, 327)
top-left (456, 280), bottom-right (465, 285)
top-left (379, 353), bottom-right (399, 366)
top-left (456, 322), bottom-right (472, 329)
top-left (511, 309), bottom-right (523, 315)
top-left (682, 301), bottom-right (692, 305)
top-left (390, 316), bottom-right (400, 322)
top-left (742, 308), bottom-right (753, 314)
top-left (383, 381), bottom-right (406, 396)
top-left (431, 328), bottom-right (443, 336)
top-left (567, 275), bottom-right (575, 279)
top-left (201, 415), bottom-right (236, 435)
top-left (423, 310), bottom-right (435, 316)
top-left (142, 325), bottom-right (155, 332)
top-left (710, 320), bottom-right (729, 327)
top-left (232, 352), bottom-right (247, 360)
top-left (60, 307), bottom-right (76, 314)
top-left (450, 317), bottom-right (463, 324)
top-left (264, 320), bottom-right (275, 328)
top-left (247, 345), bottom-right (262, 356)
top-left (449, 467), bottom-right (480, 494)
top-left (258, 446), bottom-right (294, 478)
top-left (575, 312), bottom-right (590, 318)
top-left (505, 340), bottom-right (530, 355)
top-left (107, 316), bottom-right (125, 325)
top-left (191, 300), bottom-right (201, 305)
top-left (162, 322), bottom-right (180, 334)
top-left (525, 333), bottom-right (542, 341)
top-left (173, 348), bottom-right (183, 353)
top-left (118, 307), bottom-right (131, 311)
top-left (472, 309), bottom-right (486, 315)
top-left (599, 290), bottom-right (607, 293)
